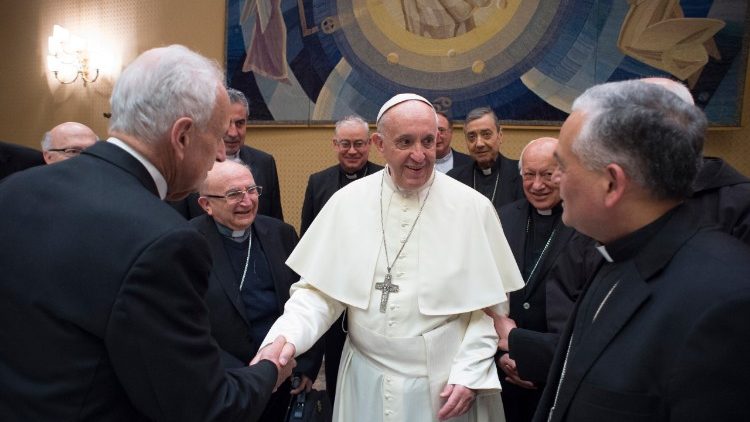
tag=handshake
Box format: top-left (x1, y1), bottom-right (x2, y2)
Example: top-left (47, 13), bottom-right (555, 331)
top-left (250, 335), bottom-right (297, 391)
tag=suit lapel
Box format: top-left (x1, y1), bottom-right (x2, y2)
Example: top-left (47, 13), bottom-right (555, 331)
top-left (319, 167), bottom-right (340, 208)
top-left (522, 225), bottom-right (574, 301)
top-left (552, 262), bottom-right (651, 418)
top-left (501, 201), bottom-right (527, 270)
top-left (200, 218), bottom-right (250, 325)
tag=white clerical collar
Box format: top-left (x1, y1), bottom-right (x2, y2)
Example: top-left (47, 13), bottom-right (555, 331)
top-left (107, 137), bottom-right (168, 199)
top-left (434, 151), bottom-right (454, 173)
top-left (227, 152), bottom-right (242, 163)
top-left (383, 165), bottom-right (434, 200)
top-left (536, 208), bottom-right (553, 216)
top-left (481, 167), bottom-right (493, 176)
top-left (214, 221), bottom-right (250, 243)
top-left (595, 244), bottom-right (615, 263)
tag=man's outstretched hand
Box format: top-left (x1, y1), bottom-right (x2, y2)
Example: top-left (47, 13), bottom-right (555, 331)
top-left (250, 336), bottom-right (297, 391)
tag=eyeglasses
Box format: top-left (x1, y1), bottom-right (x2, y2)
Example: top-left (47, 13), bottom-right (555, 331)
top-left (202, 185), bottom-right (262, 204)
top-left (335, 140), bottom-right (368, 150)
top-left (47, 147), bottom-right (84, 156)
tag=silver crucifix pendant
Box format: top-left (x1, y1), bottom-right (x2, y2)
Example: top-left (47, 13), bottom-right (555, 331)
top-left (374, 272), bottom-right (400, 313)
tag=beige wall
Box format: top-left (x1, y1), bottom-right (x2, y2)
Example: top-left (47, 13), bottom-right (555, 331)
top-left (2, 1), bottom-right (749, 232)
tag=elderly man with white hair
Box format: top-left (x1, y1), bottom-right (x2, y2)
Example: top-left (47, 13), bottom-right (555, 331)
top-left (0, 45), bottom-right (292, 421)
top-left (255, 93), bottom-right (524, 422)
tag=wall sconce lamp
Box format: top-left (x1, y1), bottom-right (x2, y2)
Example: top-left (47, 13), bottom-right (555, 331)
top-left (47, 25), bottom-right (100, 87)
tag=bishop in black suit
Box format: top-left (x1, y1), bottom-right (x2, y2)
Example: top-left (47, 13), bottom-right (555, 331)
top-left (191, 160), bottom-right (322, 421)
top-left (534, 80), bottom-right (750, 421)
top-left (447, 107), bottom-right (523, 212)
top-left (0, 45), bottom-right (290, 421)
top-left (490, 138), bottom-right (599, 421)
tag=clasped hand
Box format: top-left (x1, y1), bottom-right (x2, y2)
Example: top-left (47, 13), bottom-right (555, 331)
top-left (250, 335), bottom-right (297, 391)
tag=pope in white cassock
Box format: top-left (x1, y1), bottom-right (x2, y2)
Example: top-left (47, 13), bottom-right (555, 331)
top-left (255, 93), bottom-right (524, 421)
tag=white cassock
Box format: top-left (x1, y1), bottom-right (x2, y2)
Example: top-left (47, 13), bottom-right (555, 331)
top-left (262, 168), bottom-right (523, 422)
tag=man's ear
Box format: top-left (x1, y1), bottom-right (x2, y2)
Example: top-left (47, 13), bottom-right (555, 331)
top-left (170, 117), bottom-right (194, 161)
top-left (603, 163), bottom-right (627, 208)
top-left (197, 196), bottom-right (212, 215)
top-left (331, 137), bottom-right (338, 151)
top-left (371, 132), bottom-right (384, 153)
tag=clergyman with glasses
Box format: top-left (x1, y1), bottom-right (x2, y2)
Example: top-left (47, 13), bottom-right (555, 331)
top-left (488, 138), bottom-right (600, 421)
top-left (299, 114), bottom-right (383, 406)
top-left (447, 107), bottom-right (524, 214)
top-left (191, 160), bottom-right (323, 422)
top-left (41, 121), bottom-right (98, 164)
top-left (254, 93), bottom-right (524, 422)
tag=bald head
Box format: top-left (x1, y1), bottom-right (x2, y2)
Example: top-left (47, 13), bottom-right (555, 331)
top-left (199, 160), bottom-right (253, 195)
top-left (640, 77), bottom-right (694, 105)
top-left (42, 122), bottom-right (98, 164)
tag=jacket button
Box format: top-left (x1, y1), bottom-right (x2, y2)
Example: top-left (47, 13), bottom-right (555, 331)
top-left (522, 302), bottom-right (530, 310)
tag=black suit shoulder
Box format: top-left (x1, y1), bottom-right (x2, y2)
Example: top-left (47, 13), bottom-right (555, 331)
top-left (535, 207), bottom-right (750, 421)
top-left (451, 149), bottom-right (472, 168)
top-left (0, 140), bottom-right (45, 180)
top-left (241, 145), bottom-right (284, 221)
top-left (0, 143), bottom-right (277, 421)
top-left (689, 157), bottom-right (750, 245)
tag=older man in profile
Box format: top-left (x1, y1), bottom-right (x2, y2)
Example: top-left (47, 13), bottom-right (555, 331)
top-left (41, 121), bottom-right (98, 164)
top-left (0, 45), bottom-right (292, 421)
top-left (534, 80), bottom-right (750, 421)
top-left (254, 93), bottom-right (524, 422)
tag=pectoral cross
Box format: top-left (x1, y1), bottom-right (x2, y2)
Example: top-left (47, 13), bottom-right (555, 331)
top-left (374, 272), bottom-right (400, 313)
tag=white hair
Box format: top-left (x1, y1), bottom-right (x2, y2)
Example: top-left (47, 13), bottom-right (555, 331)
top-left (109, 45), bottom-right (225, 144)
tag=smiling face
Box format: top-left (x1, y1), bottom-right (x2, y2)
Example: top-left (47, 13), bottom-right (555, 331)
top-left (199, 161), bottom-right (259, 231)
top-left (373, 100), bottom-right (437, 191)
top-left (521, 138), bottom-right (560, 211)
top-left (435, 113), bottom-right (453, 159)
top-left (334, 121), bottom-right (371, 173)
top-left (464, 113), bottom-right (502, 169)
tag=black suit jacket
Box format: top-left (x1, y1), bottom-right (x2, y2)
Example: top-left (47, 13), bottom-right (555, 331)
top-left (191, 214), bottom-right (323, 380)
top-left (534, 205), bottom-right (750, 421)
top-left (170, 145), bottom-right (284, 221)
top-left (0, 142), bottom-right (277, 421)
top-left (447, 153), bottom-right (524, 213)
top-left (300, 161), bottom-right (383, 235)
top-left (451, 148), bottom-right (472, 169)
top-left (689, 156), bottom-right (750, 244)
top-left (0, 140), bottom-right (44, 180)
top-left (499, 199), bottom-right (600, 384)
